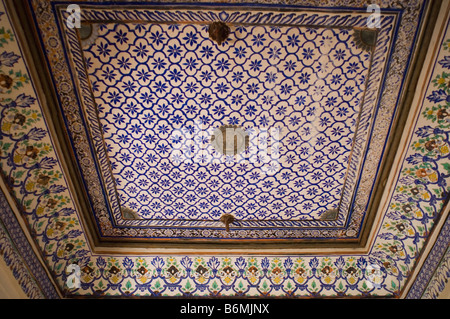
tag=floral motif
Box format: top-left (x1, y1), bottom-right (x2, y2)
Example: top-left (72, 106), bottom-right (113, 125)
top-left (83, 21), bottom-right (371, 224)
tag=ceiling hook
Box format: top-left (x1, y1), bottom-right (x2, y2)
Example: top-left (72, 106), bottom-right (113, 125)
top-left (220, 213), bottom-right (235, 232)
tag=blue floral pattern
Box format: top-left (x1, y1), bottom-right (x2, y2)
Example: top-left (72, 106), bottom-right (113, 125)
top-left (83, 23), bottom-right (370, 220)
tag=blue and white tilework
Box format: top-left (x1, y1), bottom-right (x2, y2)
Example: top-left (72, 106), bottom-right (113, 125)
top-left (83, 23), bottom-right (371, 221)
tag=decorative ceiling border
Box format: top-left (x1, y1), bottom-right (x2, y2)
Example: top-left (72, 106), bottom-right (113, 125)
top-left (406, 203), bottom-right (449, 298)
top-left (1, 0), bottom-right (449, 298)
top-left (422, 244), bottom-right (450, 298)
top-left (40, 1), bottom-right (409, 241)
top-left (0, 185), bottom-right (60, 299)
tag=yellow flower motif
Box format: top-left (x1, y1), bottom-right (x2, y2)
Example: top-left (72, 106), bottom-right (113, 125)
top-left (438, 77), bottom-right (446, 84)
top-left (428, 172), bottom-right (438, 182)
top-left (14, 154), bottom-right (23, 164)
top-left (2, 122), bottom-right (11, 132)
top-left (168, 276), bottom-right (177, 283)
top-left (25, 181), bottom-right (35, 191)
top-left (31, 113), bottom-right (38, 119)
top-left (36, 206), bottom-right (45, 216)
top-left (110, 275), bottom-right (120, 284)
top-left (249, 275), bottom-right (258, 285)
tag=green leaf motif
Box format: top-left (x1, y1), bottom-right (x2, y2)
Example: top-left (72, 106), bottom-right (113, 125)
top-left (391, 280), bottom-right (397, 290)
top-left (362, 281), bottom-right (368, 290)
top-left (262, 280), bottom-right (269, 291)
top-left (442, 162), bottom-right (450, 174)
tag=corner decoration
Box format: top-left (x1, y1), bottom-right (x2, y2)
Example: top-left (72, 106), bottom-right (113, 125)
top-left (352, 27), bottom-right (378, 52)
top-left (0, 0), bottom-right (448, 298)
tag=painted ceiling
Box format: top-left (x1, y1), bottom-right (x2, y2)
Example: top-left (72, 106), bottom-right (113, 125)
top-left (41, 2), bottom-right (403, 243)
top-left (0, 0), bottom-right (449, 299)
top-left (82, 17), bottom-right (377, 237)
top-left (85, 22), bottom-right (369, 223)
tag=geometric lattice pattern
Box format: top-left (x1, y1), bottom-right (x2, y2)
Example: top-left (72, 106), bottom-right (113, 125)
top-left (83, 23), bottom-right (371, 221)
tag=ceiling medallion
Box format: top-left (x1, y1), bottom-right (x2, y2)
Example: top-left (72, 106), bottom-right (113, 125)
top-left (208, 21), bottom-right (230, 45)
top-left (79, 23), bottom-right (100, 49)
top-left (210, 125), bottom-right (249, 156)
